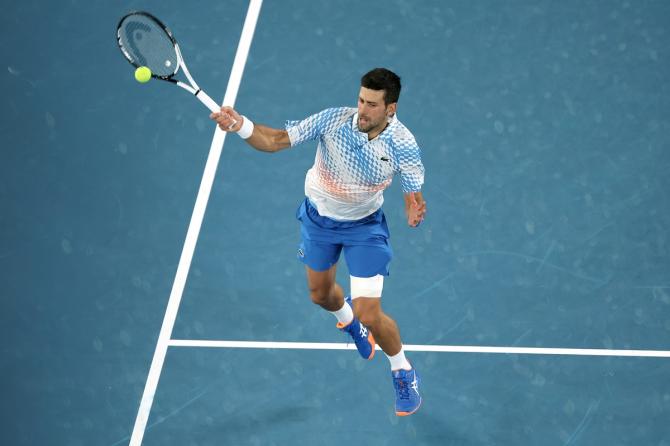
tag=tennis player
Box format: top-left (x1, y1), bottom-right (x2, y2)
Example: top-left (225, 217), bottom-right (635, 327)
top-left (211, 68), bottom-right (425, 416)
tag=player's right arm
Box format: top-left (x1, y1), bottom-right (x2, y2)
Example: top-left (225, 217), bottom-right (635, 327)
top-left (210, 106), bottom-right (290, 153)
top-left (243, 122), bottom-right (291, 153)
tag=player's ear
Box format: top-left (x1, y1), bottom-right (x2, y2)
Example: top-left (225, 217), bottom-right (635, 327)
top-left (386, 102), bottom-right (397, 117)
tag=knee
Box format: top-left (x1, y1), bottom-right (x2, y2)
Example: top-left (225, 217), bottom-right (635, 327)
top-left (308, 285), bottom-right (331, 306)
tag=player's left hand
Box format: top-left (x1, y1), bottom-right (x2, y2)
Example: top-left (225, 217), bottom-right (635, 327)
top-left (405, 192), bottom-right (426, 227)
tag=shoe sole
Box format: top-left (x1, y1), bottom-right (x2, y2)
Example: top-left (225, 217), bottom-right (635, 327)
top-left (396, 398), bottom-right (422, 416)
top-left (367, 332), bottom-right (376, 360)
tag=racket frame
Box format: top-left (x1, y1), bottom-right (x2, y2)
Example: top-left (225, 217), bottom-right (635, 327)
top-left (116, 11), bottom-right (220, 112)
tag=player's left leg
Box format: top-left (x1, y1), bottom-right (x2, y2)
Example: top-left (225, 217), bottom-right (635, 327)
top-left (344, 247), bottom-right (422, 416)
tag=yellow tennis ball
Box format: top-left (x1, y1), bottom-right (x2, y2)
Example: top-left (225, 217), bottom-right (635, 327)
top-left (134, 66), bottom-right (152, 83)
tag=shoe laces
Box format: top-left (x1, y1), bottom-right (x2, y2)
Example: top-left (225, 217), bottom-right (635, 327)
top-left (393, 376), bottom-right (411, 400)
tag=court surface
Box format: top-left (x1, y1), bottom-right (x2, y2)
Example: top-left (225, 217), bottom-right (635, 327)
top-left (2, 1), bottom-right (670, 445)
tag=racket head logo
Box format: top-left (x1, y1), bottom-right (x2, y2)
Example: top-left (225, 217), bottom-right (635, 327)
top-left (115, 9), bottom-right (218, 112)
top-left (116, 11), bottom-right (180, 79)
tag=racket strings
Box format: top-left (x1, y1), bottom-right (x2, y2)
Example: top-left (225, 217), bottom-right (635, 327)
top-left (118, 14), bottom-right (179, 77)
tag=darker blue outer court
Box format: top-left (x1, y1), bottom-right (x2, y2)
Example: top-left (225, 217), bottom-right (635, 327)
top-left (1, 1), bottom-right (669, 445)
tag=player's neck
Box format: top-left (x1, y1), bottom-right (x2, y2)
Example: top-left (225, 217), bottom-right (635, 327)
top-left (367, 121), bottom-right (389, 141)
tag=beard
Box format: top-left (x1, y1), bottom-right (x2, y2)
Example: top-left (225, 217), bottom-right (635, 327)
top-left (358, 116), bottom-right (377, 133)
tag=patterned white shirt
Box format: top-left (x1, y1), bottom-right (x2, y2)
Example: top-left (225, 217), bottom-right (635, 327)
top-left (286, 107), bottom-right (425, 221)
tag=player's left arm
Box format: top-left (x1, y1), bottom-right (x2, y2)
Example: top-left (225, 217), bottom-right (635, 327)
top-left (404, 191), bottom-right (426, 227)
top-left (396, 130), bottom-right (426, 228)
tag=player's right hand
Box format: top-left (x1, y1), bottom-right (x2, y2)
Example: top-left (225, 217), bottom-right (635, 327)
top-left (210, 106), bottom-right (243, 132)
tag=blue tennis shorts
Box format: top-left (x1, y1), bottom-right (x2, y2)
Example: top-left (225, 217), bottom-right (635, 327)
top-left (295, 198), bottom-right (393, 277)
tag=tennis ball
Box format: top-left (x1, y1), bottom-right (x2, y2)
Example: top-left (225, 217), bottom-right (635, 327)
top-left (134, 66), bottom-right (152, 83)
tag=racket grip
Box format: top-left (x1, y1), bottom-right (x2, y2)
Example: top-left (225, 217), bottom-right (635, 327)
top-left (195, 90), bottom-right (220, 113)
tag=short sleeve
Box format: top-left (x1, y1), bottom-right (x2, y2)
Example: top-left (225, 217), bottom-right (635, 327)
top-left (285, 107), bottom-right (352, 147)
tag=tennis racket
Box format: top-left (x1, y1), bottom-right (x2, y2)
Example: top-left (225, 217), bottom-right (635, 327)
top-left (116, 11), bottom-right (220, 113)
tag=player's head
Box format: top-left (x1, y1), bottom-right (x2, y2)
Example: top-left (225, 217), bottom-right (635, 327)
top-left (358, 68), bottom-right (401, 135)
top-left (361, 68), bottom-right (401, 105)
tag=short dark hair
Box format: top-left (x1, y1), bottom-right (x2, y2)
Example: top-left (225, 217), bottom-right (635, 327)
top-left (361, 68), bottom-right (401, 104)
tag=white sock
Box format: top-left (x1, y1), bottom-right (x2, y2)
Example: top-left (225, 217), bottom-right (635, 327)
top-left (386, 347), bottom-right (412, 371)
top-left (329, 301), bottom-right (354, 326)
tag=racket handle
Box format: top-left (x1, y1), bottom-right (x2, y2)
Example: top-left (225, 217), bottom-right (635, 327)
top-left (195, 90), bottom-right (220, 113)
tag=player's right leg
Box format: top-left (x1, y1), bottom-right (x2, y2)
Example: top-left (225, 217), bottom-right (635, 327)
top-left (304, 264), bottom-right (343, 311)
top-left (304, 265), bottom-right (376, 360)
top-left (295, 198), bottom-right (375, 359)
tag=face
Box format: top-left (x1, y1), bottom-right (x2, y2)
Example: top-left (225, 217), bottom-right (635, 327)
top-left (357, 87), bottom-right (397, 136)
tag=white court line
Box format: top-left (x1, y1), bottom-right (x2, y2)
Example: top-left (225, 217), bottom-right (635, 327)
top-left (128, 2), bottom-right (263, 445)
top-left (168, 339), bottom-right (670, 358)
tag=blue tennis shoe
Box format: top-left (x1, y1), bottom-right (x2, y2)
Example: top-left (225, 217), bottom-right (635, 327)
top-left (392, 368), bottom-right (422, 416)
top-left (337, 296), bottom-right (375, 360)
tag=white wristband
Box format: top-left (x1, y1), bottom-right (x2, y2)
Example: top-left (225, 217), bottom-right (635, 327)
top-left (237, 116), bottom-right (254, 139)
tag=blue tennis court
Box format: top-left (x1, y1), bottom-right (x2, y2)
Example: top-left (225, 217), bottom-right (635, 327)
top-left (2, 0), bottom-right (670, 445)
